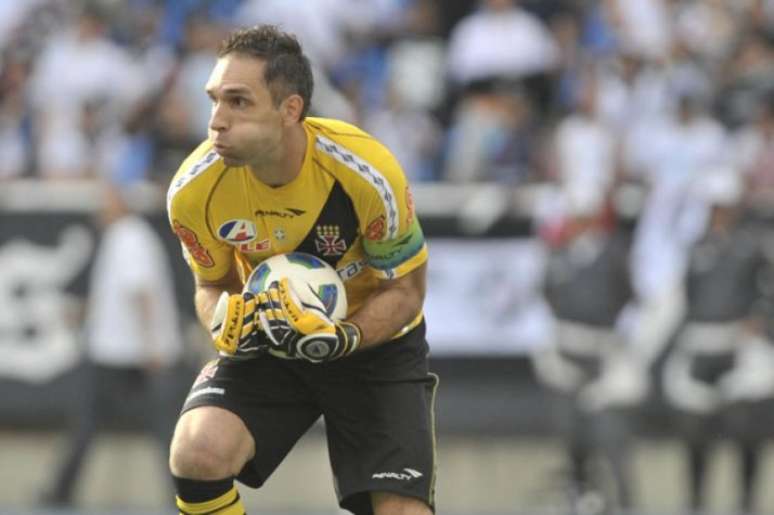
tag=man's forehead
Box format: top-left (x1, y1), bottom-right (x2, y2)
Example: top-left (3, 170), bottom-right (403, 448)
top-left (206, 55), bottom-right (266, 93)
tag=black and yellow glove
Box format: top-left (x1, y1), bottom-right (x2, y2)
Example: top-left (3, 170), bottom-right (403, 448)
top-left (210, 291), bottom-right (269, 358)
top-left (256, 278), bottom-right (360, 363)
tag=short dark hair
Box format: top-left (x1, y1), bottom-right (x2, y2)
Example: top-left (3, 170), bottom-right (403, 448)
top-left (219, 25), bottom-right (314, 120)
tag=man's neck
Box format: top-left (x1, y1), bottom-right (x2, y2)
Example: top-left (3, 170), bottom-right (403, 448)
top-left (249, 123), bottom-right (307, 187)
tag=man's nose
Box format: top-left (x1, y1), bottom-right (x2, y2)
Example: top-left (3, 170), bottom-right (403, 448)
top-left (209, 103), bottom-right (228, 133)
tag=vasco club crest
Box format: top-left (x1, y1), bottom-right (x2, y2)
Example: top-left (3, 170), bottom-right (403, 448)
top-left (315, 225), bottom-right (347, 256)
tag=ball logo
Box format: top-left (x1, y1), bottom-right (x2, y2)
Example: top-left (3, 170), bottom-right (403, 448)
top-left (218, 219), bottom-right (257, 243)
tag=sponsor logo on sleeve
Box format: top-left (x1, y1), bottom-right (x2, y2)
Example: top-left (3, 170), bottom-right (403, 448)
top-left (173, 220), bottom-right (214, 268)
top-left (337, 260), bottom-right (365, 281)
top-left (365, 215), bottom-right (386, 241)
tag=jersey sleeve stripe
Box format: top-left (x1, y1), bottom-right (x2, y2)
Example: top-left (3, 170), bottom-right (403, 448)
top-left (165, 149), bottom-right (220, 223)
top-left (315, 135), bottom-right (399, 240)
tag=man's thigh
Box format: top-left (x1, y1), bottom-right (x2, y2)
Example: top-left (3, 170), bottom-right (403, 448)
top-left (313, 322), bottom-right (439, 514)
top-left (180, 357), bottom-right (322, 487)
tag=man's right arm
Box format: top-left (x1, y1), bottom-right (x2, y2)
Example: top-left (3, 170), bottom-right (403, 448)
top-left (194, 265), bottom-right (243, 331)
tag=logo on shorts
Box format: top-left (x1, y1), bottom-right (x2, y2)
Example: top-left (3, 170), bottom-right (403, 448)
top-left (193, 360), bottom-right (218, 387)
top-left (371, 468), bottom-right (423, 481)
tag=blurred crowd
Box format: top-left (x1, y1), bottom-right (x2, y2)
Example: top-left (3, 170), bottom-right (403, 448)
top-left (0, 0), bottom-right (771, 189)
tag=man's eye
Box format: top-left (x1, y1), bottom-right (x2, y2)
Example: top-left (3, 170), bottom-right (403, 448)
top-left (231, 97), bottom-right (247, 108)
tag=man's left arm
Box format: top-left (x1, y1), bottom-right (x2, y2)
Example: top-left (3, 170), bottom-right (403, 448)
top-left (348, 262), bottom-right (426, 350)
top-left (256, 263), bottom-right (426, 362)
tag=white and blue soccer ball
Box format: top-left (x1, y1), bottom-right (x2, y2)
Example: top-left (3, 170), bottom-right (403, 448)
top-left (244, 252), bottom-right (347, 320)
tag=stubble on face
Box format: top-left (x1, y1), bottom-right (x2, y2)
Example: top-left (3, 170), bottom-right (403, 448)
top-left (205, 55), bottom-right (284, 168)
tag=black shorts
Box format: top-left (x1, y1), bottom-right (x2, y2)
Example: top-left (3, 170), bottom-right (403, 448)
top-left (181, 320), bottom-right (439, 515)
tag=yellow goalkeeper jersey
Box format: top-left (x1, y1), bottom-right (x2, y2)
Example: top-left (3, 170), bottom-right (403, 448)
top-left (167, 117), bottom-right (427, 332)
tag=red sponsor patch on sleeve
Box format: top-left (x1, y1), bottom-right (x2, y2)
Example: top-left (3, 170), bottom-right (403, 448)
top-left (173, 220), bottom-right (215, 268)
top-left (365, 215), bottom-right (386, 240)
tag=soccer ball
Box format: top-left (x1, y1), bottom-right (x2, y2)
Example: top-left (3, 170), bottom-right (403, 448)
top-left (244, 252), bottom-right (347, 320)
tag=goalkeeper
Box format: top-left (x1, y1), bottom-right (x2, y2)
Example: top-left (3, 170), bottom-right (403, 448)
top-left (166, 25), bottom-right (436, 515)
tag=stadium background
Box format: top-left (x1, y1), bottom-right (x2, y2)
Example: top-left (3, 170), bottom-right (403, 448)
top-left (3, 0), bottom-right (774, 514)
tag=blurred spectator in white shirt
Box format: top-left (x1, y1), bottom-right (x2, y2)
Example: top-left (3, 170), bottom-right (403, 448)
top-left (673, 0), bottom-right (743, 65)
top-left (446, 0), bottom-right (559, 88)
top-left (603, 0), bottom-right (672, 61)
top-left (640, 95), bottom-right (728, 187)
top-left (29, 5), bottom-right (143, 179)
top-left (626, 94), bottom-right (731, 365)
top-left (42, 181), bottom-right (187, 507)
top-left (551, 72), bottom-right (617, 198)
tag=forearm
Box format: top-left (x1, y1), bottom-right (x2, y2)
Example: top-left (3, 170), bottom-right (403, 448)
top-left (194, 268), bottom-right (243, 331)
top-left (195, 285), bottom-right (228, 329)
top-left (348, 267), bottom-right (425, 350)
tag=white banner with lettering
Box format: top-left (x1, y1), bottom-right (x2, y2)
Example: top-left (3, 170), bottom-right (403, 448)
top-left (423, 238), bottom-right (552, 355)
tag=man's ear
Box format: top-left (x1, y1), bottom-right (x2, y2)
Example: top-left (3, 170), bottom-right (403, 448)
top-left (281, 94), bottom-right (305, 125)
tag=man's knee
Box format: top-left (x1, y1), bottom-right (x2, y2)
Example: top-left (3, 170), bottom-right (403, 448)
top-left (371, 491), bottom-right (432, 515)
top-left (169, 407), bottom-right (254, 480)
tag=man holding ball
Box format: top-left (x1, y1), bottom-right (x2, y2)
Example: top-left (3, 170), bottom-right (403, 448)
top-left (166, 24), bottom-right (436, 515)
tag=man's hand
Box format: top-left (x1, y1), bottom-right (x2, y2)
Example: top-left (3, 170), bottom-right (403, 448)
top-left (256, 278), bottom-right (360, 363)
top-left (210, 291), bottom-right (268, 358)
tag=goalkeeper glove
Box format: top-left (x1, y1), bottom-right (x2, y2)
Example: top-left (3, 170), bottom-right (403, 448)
top-left (210, 291), bottom-right (269, 358)
top-left (256, 278), bottom-right (360, 363)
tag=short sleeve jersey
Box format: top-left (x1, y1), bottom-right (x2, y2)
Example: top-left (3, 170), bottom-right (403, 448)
top-left (167, 117), bottom-right (427, 334)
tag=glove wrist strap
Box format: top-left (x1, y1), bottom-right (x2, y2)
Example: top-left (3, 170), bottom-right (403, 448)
top-left (336, 321), bottom-right (362, 358)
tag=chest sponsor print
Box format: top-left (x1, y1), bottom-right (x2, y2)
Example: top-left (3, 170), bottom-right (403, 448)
top-left (255, 207), bottom-right (306, 218)
top-left (218, 219), bottom-right (257, 243)
top-left (173, 220), bottom-right (214, 268)
top-left (237, 239), bottom-right (271, 253)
